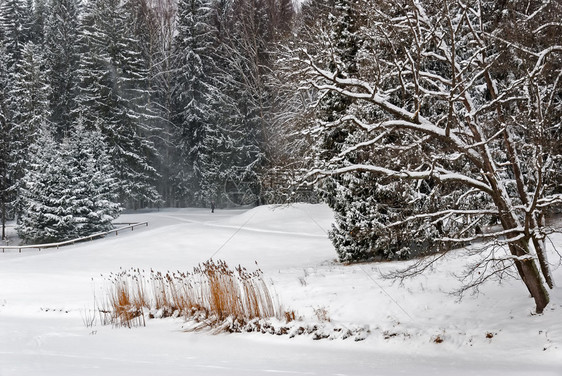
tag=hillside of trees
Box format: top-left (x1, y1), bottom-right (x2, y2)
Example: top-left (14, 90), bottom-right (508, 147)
top-left (0, 0), bottom-right (561, 312)
top-left (1, 0), bottom-right (299, 243)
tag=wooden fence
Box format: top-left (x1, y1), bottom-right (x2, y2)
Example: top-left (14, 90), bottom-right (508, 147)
top-left (1, 222), bottom-right (148, 253)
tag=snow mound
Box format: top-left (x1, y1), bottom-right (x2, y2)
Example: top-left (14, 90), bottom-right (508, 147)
top-left (215, 203), bottom-right (334, 237)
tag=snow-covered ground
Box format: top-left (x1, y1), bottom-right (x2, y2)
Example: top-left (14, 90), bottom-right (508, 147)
top-left (1, 204), bottom-right (561, 375)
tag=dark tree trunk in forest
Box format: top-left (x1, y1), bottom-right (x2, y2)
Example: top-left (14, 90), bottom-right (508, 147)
top-left (1, 202), bottom-right (5, 240)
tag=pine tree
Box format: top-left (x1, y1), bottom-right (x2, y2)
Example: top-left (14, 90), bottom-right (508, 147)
top-left (28, 0), bottom-right (47, 45)
top-left (123, 0), bottom-right (177, 207)
top-left (78, 0), bottom-right (161, 208)
top-left (63, 119), bottom-right (121, 237)
top-left (44, 0), bottom-right (81, 139)
top-left (0, 0), bottom-right (32, 68)
top-left (17, 130), bottom-right (74, 243)
top-left (0, 41), bottom-right (12, 240)
top-left (8, 41), bottom-right (50, 218)
top-left (171, 0), bottom-right (219, 206)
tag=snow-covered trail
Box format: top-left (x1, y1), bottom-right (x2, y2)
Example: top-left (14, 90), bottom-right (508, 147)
top-left (1, 204), bottom-right (561, 375)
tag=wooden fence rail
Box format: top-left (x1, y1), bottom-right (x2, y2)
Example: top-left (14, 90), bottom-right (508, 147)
top-left (1, 222), bottom-right (149, 253)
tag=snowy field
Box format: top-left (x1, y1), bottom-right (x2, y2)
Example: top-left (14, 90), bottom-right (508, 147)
top-left (0, 204), bottom-right (561, 376)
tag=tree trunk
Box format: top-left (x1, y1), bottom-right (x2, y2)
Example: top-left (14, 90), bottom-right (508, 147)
top-left (508, 237), bottom-right (549, 314)
top-left (1, 201), bottom-right (5, 241)
top-left (531, 214), bottom-right (555, 289)
top-left (532, 235), bottom-right (554, 289)
top-left (491, 186), bottom-right (550, 314)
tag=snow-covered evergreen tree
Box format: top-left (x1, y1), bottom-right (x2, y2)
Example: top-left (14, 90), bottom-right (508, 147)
top-left (0, 40), bottom-right (12, 240)
top-left (18, 120), bottom-right (121, 243)
top-left (309, 0), bottom-right (378, 261)
top-left (28, 0), bottom-right (47, 45)
top-left (17, 130), bottom-right (74, 243)
top-left (170, 0), bottom-right (294, 207)
top-left (290, 0), bottom-right (450, 262)
top-left (8, 41), bottom-right (50, 217)
top-left (206, 0), bottom-right (295, 206)
top-left (44, 0), bottom-right (81, 139)
top-left (63, 118), bottom-right (121, 237)
top-left (0, 0), bottom-right (32, 68)
top-left (171, 0), bottom-right (219, 206)
top-left (78, 0), bottom-right (161, 208)
top-left (121, 0), bottom-right (179, 207)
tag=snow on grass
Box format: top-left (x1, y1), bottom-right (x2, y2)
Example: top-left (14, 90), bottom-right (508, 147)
top-left (0, 203), bottom-right (561, 375)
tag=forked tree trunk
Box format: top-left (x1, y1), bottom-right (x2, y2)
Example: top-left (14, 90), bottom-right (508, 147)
top-left (508, 237), bottom-right (549, 314)
top-left (491, 185), bottom-right (550, 314)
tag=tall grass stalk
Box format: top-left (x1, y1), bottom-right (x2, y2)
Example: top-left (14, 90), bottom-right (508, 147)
top-left (99, 260), bottom-right (282, 328)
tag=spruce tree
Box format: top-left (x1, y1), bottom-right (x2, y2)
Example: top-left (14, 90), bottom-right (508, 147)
top-left (0, 41), bottom-right (11, 240)
top-left (63, 119), bottom-right (121, 237)
top-left (28, 0), bottom-right (47, 45)
top-left (18, 121), bottom-right (121, 243)
top-left (171, 0), bottom-right (218, 206)
top-left (8, 41), bottom-right (50, 218)
top-left (44, 0), bottom-right (81, 139)
top-left (17, 130), bottom-right (74, 243)
top-left (78, 0), bottom-right (161, 208)
top-left (0, 0), bottom-right (31, 68)
top-left (122, 0), bottom-right (180, 207)
top-left (311, 0), bottom-right (368, 260)
top-left (205, 0), bottom-right (283, 206)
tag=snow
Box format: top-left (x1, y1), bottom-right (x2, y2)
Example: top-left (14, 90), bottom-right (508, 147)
top-left (1, 204), bottom-right (561, 375)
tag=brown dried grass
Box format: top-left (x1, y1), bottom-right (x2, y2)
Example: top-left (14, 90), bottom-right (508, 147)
top-left (100, 260), bottom-right (283, 328)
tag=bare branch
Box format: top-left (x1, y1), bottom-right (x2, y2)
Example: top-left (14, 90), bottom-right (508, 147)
top-left (305, 163), bottom-right (493, 194)
top-left (385, 209), bottom-right (498, 229)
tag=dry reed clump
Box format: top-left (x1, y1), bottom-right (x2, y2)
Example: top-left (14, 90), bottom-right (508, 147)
top-left (98, 260), bottom-right (283, 329)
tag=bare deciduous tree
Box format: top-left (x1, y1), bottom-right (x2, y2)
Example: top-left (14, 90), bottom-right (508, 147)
top-left (291, 0), bottom-right (561, 313)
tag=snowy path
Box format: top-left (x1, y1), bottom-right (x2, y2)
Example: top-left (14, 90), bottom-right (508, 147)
top-left (1, 205), bottom-right (561, 375)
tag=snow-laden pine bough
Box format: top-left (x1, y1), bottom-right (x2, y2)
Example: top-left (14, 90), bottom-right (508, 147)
top-left (289, 0), bottom-right (561, 313)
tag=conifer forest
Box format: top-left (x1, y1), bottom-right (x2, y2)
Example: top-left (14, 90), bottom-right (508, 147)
top-left (0, 0), bottom-right (561, 312)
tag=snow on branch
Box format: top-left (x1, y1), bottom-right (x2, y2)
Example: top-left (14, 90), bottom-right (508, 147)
top-left (438, 231), bottom-right (526, 245)
top-left (305, 164), bottom-right (493, 194)
top-left (385, 209), bottom-right (499, 229)
top-left (526, 1), bottom-right (554, 22)
top-left (336, 130), bottom-right (393, 158)
top-left (318, 111), bottom-right (483, 164)
top-left (537, 194), bottom-right (562, 208)
top-left (534, 22), bottom-right (562, 34)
